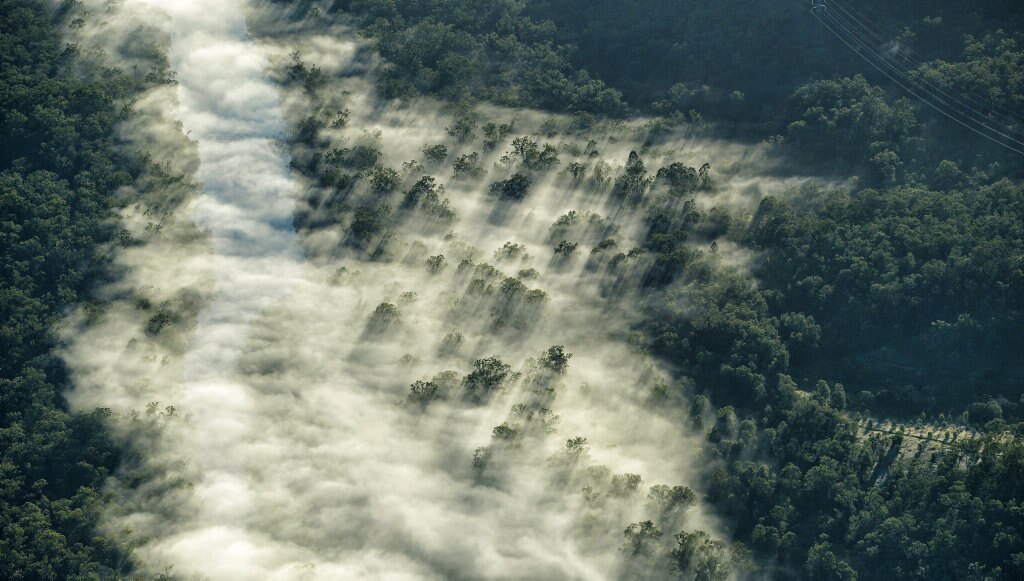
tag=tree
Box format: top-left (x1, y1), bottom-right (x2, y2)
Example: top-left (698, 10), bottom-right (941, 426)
top-left (451, 152), bottom-right (484, 179)
top-left (368, 166), bottom-right (400, 194)
top-left (779, 312), bottom-right (821, 362)
top-left (349, 204), bottom-right (392, 244)
top-left (785, 75), bottom-right (917, 177)
top-left (438, 331), bottom-right (464, 357)
top-left (553, 240), bottom-right (579, 258)
top-left (610, 473), bottom-right (643, 497)
top-left (670, 530), bottom-right (730, 581)
top-left (614, 151), bottom-right (654, 204)
top-left (506, 136), bottom-right (559, 170)
top-left (0, 2), bottom-right (167, 575)
top-left (621, 521), bottom-right (663, 558)
top-left (407, 380), bottom-right (441, 408)
top-left (967, 401), bottom-right (1002, 425)
top-left (462, 357), bottom-right (513, 403)
top-left (511, 136), bottom-right (538, 160)
top-left (426, 255), bottom-right (447, 273)
top-left (494, 242), bottom-right (528, 262)
top-left (368, 302), bottom-right (401, 331)
top-left (709, 407), bottom-right (738, 444)
top-left (446, 113), bottom-right (478, 141)
top-left (689, 395), bottom-right (710, 429)
top-left (488, 173), bottom-right (532, 200)
top-left (539, 345), bottom-right (573, 374)
top-left (548, 436), bottom-right (590, 467)
top-left (657, 162), bottom-right (700, 195)
top-left (648, 485), bottom-right (696, 517)
top-left (482, 122), bottom-right (513, 151)
top-left (402, 176), bottom-right (455, 220)
top-left (805, 543), bottom-right (857, 580)
top-left (422, 144), bottom-right (448, 166)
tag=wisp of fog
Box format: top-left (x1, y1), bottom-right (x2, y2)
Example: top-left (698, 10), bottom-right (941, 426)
top-left (58, 0), bottom-right (813, 578)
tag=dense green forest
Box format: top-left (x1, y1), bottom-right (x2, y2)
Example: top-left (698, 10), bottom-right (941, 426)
top-left (0, 1), bottom-right (164, 577)
top-left (276, 0), bottom-right (1024, 578)
top-left (310, 0), bottom-right (1024, 177)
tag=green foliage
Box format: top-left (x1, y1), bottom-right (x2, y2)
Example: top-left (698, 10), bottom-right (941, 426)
top-left (648, 484), bottom-right (696, 518)
top-left (368, 166), bottom-right (401, 194)
top-left (319, 0), bottom-right (1023, 176)
top-left (785, 75), bottom-right (918, 182)
top-left (368, 302), bottom-right (401, 332)
top-left (451, 151), bottom-right (484, 179)
top-left (669, 530), bottom-right (730, 581)
top-left (421, 143), bottom-right (448, 166)
top-left (538, 345), bottom-right (572, 375)
top-left (336, 0), bottom-right (627, 114)
top-left (488, 173), bottom-right (532, 200)
top-left (621, 520), bottom-right (662, 558)
top-left (0, 1), bottom-right (158, 576)
top-left (406, 380), bottom-right (440, 408)
top-left (749, 182), bottom-right (1024, 418)
top-left (507, 136), bottom-right (559, 171)
top-left (338, 144), bottom-right (383, 171)
top-left (613, 151), bottom-right (655, 204)
top-left (566, 161), bottom-right (586, 180)
top-left (656, 162), bottom-right (711, 197)
top-left (805, 543), bottom-right (857, 580)
top-left (462, 356), bottom-right (513, 404)
top-left (482, 121), bottom-right (513, 151)
top-left (402, 176), bottom-right (456, 220)
top-left (552, 240), bottom-right (578, 258)
top-left (493, 241), bottom-right (527, 262)
top-left (629, 145), bottom-right (1024, 580)
top-left (610, 473), bottom-right (642, 497)
top-left (425, 254), bottom-right (446, 274)
top-left (487, 276), bottom-right (547, 331)
top-left (286, 50), bottom-right (327, 93)
top-left (446, 111), bottom-right (478, 142)
top-left (349, 203), bottom-right (392, 245)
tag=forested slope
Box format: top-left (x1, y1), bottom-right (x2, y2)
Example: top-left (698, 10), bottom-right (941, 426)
top-left (0, 1), bottom-right (156, 576)
top-left (317, 0), bottom-right (1024, 178)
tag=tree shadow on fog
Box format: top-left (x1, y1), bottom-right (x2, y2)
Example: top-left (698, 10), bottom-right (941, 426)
top-left (486, 197), bottom-right (522, 226)
top-left (360, 301), bottom-right (402, 339)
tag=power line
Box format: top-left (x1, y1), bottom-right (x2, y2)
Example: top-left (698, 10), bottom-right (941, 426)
top-left (821, 7), bottom-right (1024, 150)
top-left (828, 0), bottom-right (1024, 124)
top-left (828, 0), bottom-right (1024, 131)
top-left (807, 7), bottom-right (1024, 156)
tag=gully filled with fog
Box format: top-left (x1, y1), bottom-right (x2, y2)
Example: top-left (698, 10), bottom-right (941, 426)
top-left (59, 0), bottom-right (808, 577)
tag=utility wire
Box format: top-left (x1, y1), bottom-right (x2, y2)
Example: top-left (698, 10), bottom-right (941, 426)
top-left (822, 7), bottom-right (1024, 150)
top-left (829, 0), bottom-right (1024, 124)
top-left (819, 7), bottom-right (1024, 152)
top-left (807, 6), bottom-right (1024, 156)
top-left (828, 0), bottom-right (1024, 131)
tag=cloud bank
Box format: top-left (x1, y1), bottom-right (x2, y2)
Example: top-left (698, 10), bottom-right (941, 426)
top-left (59, 1), bottom-right (817, 578)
